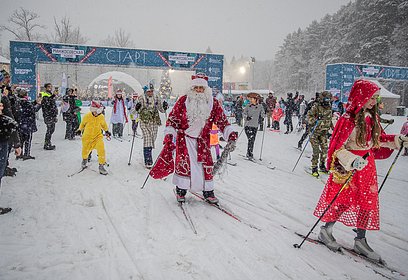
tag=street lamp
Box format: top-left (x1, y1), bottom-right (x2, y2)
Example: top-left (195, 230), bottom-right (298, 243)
top-left (239, 66), bottom-right (246, 74)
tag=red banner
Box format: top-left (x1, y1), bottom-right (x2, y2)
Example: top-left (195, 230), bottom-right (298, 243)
top-left (107, 76), bottom-right (112, 99)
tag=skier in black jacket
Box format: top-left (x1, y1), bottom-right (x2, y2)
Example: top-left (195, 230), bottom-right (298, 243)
top-left (18, 89), bottom-right (41, 160)
top-left (297, 92), bottom-right (319, 149)
top-left (282, 92), bottom-right (298, 134)
top-left (0, 101), bottom-right (21, 214)
top-left (40, 83), bottom-right (58, 150)
top-left (62, 88), bottom-right (81, 140)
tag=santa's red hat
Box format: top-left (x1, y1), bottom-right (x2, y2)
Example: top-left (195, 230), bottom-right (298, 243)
top-left (191, 73), bottom-right (208, 88)
top-left (90, 100), bottom-right (104, 114)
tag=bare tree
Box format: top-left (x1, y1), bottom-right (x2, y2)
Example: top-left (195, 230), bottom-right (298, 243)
top-left (0, 7), bottom-right (44, 41)
top-left (100, 28), bottom-right (134, 48)
top-left (50, 16), bottom-right (88, 44)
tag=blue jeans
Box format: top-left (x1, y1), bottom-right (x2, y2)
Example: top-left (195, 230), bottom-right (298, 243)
top-left (0, 141), bottom-right (9, 187)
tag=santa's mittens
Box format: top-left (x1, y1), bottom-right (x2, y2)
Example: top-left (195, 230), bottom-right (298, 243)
top-left (163, 134), bottom-right (176, 151)
top-left (228, 132), bottom-right (238, 142)
top-left (149, 148), bottom-right (174, 179)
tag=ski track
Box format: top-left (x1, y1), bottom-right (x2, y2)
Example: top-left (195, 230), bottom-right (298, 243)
top-left (0, 110), bottom-right (407, 279)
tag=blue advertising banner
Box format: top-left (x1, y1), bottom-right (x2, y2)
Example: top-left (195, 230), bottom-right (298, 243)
top-left (10, 41), bottom-right (224, 99)
top-left (326, 63), bottom-right (408, 102)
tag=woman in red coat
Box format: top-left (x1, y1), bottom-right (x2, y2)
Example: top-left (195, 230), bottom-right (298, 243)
top-left (314, 79), bottom-right (408, 261)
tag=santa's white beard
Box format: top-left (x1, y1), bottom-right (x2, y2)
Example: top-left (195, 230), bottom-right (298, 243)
top-left (186, 88), bottom-right (212, 127)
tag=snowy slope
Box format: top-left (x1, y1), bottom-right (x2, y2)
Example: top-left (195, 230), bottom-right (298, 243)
top-left (0, 108), bottom-right (407, 280)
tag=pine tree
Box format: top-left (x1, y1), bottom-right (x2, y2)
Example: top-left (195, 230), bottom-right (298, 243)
top-left (159, 70), bottom-right (172, 99)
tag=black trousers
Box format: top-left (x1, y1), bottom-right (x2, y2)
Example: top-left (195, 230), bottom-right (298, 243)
top-left (21, 132), bottom-right (33, 156)
top-left (113, 123), bottom-right (124, 137)
top-left (45, 123), bottom-right (55, 146)
top-left (245, 126), bottom-right (258, 158)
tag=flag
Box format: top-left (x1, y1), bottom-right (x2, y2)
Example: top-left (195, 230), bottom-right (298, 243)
top-left (37, 72), bottom-right (41, 96)
top-left (107, 76), bottom-right (112, 99)
top-left (60, 73), bottom-right (67, 96)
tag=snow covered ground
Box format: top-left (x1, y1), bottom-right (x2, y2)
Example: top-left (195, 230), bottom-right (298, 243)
top-left (1, 107), bottom-right (407, 280)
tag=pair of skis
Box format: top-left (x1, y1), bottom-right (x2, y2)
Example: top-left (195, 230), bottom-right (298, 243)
top-left (238, 154), bottom-right (276, 170)
top-left (290, 227), bottom-right (405, 279)
top-left (173, 190), bottom-right (260, 235)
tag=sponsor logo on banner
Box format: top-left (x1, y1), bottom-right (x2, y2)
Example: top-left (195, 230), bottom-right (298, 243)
top-left (168, 54), bottom-right (195, 64)
top-left (13, 47), bottom-right (33, 54)
top-left (208, 67), bottom-right (221, 74)
top-left (208, 76), bottom-right (221, 82)
top-left (15, 68), bottom-right (33, 75)
top-left (362, 66), bottom-right (379, 76)
top-left (14, 57), bottom-right (32, 64)
top-left (209, 58), bottom-right (222, 64)
top-left (52, 47), bottom-right (85, 58)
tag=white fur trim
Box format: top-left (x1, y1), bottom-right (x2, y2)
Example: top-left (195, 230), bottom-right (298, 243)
top-left (164, 126), bottom-right (177, 139)
top-left (191, 78), bottom-right (208, 88)
top-left (336, 149), bottom-right (359, 171)
top-left (222, 125), bottom-right (235, 141)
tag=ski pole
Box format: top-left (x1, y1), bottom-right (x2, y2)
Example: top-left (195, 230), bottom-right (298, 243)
top-left (292, 121), bottom-right (319, 172)
top-left (128, 132), bottom-right (137, 165)
top-left (238, 127), bottom-right (245, 139)
top-left (259, 117), bottom-right (267, 161)
top-left (378, 141), bottom-right (405, 194)
top-left (294, 152), bottom-right (369, 249)
top-left (140, 154), bottom-right (162, 189)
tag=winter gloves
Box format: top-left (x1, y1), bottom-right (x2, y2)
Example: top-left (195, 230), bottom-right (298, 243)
top-left (105, 131), bottom-right (112, 138)
top-left (135, 102), bottom-right (141, 111)
top-left (75, 130), bottom-right (82, 136)
top-left (163, 101), bottom-right (168, 111)
top-left (163, 134), bottom-right (176, 152)
top-left (397, 135), bottom-right (408, 148)
top-left (351, 156), bottom-right (368, 171)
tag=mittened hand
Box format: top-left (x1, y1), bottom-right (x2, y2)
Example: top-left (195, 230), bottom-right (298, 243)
top-left (163, 101), bottom-right (168, 110)
top-left (351, 156), bottom-right (368, 171)
top-left (135, 103), bottom-right (141, 111)
top-left (388, 119), bottom-right (394, 124)
top-left (228, 132), bottom-right (238, 142)
top-left (163, 134), bottom-right (176, 151)
top-left (75, 130), bottom-right (82, 136)
top-left (105, 131), bottom-right (112, 137)
top-left (398, 135), bottom-right (408, 148)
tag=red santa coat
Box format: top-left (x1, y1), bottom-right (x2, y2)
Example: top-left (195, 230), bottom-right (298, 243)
top-left (314, 80), bottom-right (399, 230)
top-left (150, 95), bottom-right (236, 192)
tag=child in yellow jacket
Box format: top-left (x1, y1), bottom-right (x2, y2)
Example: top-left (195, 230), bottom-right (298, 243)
top-left (77, 101), bottom-right (111, 175)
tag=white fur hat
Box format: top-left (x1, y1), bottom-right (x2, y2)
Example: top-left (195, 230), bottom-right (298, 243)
top-left (191, 73), bottom-right (208, 88)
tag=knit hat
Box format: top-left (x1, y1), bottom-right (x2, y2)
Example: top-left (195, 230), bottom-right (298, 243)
top-left (90, 100), bottom-right (103, 114)
top-left (143, 83), bottom-right (154, 93)
top-left (191, 73), bottom-right (208, 88)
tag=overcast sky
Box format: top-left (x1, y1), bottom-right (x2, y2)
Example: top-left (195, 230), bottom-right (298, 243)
top-left (0, 0), bottom-right (350, 61)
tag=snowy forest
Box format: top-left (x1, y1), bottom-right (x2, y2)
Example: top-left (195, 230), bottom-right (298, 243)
top-left (270, 0), bottom-right (408, 94)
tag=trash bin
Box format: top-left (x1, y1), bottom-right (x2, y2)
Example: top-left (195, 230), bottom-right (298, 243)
top-left (396, 106), bottom-right (406, 116)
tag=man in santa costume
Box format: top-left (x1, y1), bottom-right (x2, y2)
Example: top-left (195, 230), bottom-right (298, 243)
top-left (150, 73), bottom-right (238, 204)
